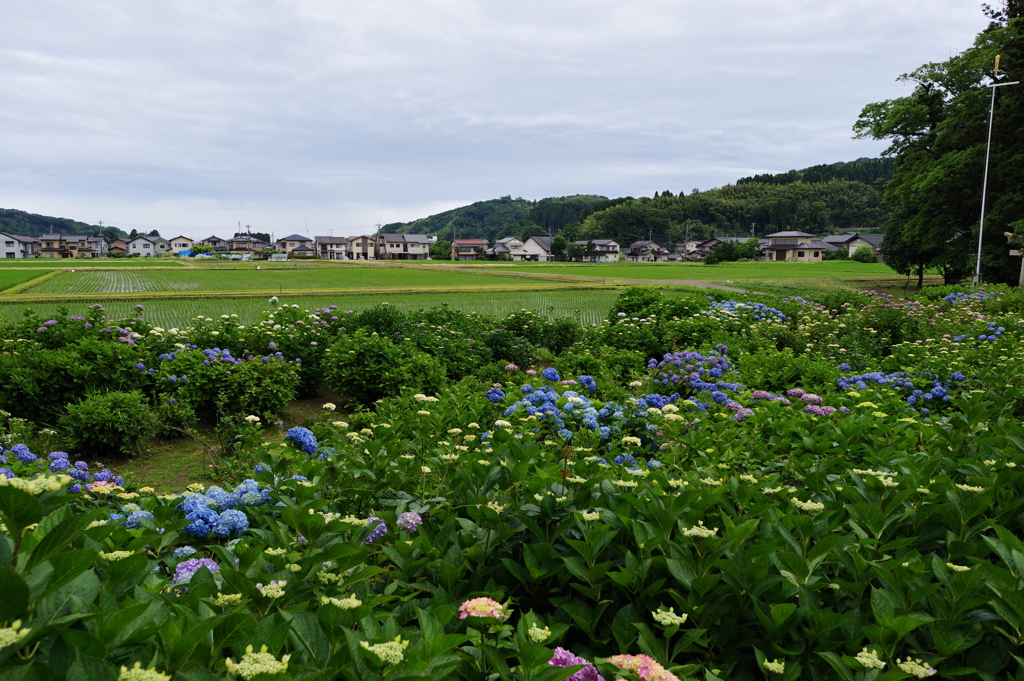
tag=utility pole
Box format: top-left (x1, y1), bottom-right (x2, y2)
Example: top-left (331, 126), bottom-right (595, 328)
top-left (974, 55), bottom-right (1019, 285)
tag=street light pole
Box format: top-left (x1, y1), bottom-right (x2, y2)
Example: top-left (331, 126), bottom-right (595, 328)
top-left (974, 55), bottom-right (1019, 285)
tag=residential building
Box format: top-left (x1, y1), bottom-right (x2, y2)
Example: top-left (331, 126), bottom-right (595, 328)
top-left (403, 234), bottom-right (431, 260)
top-left (451, 238), bottom-right (488, 261)
top-left (109, 238), bottom-right (128, 256)
top-left (276, 234), bottom-right (314, 255)
top-left (169, 236), bottom-right (194, 253)
top-left (127, 236), bottom-right (171, 256)
top-left (200, 236), bottom-right (228, 252)
top-left (315, 236), bottom-right (349, 260)
top-left (521, 235), bottom-right (553, 261)
top-left (487, 237), bottom-right (526, 261)
top-left (38, 233), bottom-right (108, 258)
top-left (572, 239), bottom-right (620, 262)
top-left (763, 231), bottom-right (829, 262)
top-left (227, 235), bottom-right (267, 255)
top-left (348, 235), bottom-right (377, 260)
top-left (822, 232), bottom-right (885, 260)
top-left (626, 240), bottom-right (670, 262)
top-left (0, 232), bottom-right (39, 259)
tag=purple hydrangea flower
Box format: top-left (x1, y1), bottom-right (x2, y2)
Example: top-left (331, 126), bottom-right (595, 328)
top-left (800, 393), bottom-right (823, 405)
top-left (173, 557), bottom-right (221, 584)
top-left (548, 647), bottom-right (601, 681)
top-left (397, 512), bottom-right (422, 533)
top-left (363, 517), bottom-right (387, 544)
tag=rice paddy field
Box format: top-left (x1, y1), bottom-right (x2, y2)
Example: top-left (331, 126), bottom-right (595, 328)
top-left (0, 269), bottom-right (54, 290)
top-left (0, 288), bottom-right (640, 328)
top-left (13, 265), bottom-right (578, 295)
top-left (472, 260), bottom-right (920, 281)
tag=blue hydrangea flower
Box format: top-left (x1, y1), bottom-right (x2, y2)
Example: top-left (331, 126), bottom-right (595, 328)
top-left (541, 367), bottom-right (560, 382)
top-left (125, 510), bottom-right (154, 529)
top-left (11, 444), bottom-right (36, 463)
top-left (486, 388), bottom-right (506, 403)
top-left (172, 546), bottom-right (198, 558)
top-left (285, 427), bottom-right (318, 456)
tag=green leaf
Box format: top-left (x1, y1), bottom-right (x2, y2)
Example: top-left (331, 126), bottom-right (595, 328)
top-left (0, 486), bottom-right (43, 539)
top-left (167, 616), bottom-right (224, 670)
top-left (284, 611), bottom-right (330, 668)
top-left (0, 566), bottom-right (29, 621)
top-left (29, 509), bottom-right (102, 569)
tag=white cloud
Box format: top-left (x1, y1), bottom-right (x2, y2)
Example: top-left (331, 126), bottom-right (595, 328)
top-left (0, 0), bottom-right (987, 233)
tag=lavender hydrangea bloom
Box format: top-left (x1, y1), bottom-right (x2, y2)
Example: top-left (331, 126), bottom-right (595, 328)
top-left (49, 459), bottom-right (70, 472)
top-left (363, 517), bottom-right (388, 544)
top-left (0, 468), bottom-right (14, 479)
top-left (548, 647), bottom-right (601, 681)
top-left (47, 451), bottom-right (69, 461)
top-left (173, 557), bottom-right (221, 584)
top-left (397, 512), bottom-right (422, 533)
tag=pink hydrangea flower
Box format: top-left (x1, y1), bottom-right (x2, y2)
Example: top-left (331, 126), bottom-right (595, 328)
top-left (458, 597), bottom-right (505, 620)
top-left (606, 653), bottom-right (680, 681)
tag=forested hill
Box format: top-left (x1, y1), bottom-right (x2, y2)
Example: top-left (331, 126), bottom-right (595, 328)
top-left (0, 208), bottom-right (103, 237)
top-left (385, 158), bottom-right (893, 244)
top-left (383, 195), bottom-right (608, 242)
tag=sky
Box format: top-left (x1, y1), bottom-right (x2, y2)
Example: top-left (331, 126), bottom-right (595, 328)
top-left (0, 0), bottom-right (989, 238)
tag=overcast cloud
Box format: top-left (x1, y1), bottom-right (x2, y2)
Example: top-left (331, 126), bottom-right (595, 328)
top-left (0, 0), bottom-right (987, 237)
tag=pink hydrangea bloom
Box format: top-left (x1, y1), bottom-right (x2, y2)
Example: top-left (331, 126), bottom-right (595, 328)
top-left (606, 654), bottom-right (680, 681)
top-left (458, 597), bottom-right (505, 620)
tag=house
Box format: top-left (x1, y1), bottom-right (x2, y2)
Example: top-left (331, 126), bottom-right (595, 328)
top-left (0, 232), bottom-right (39, 259)
top-left (276, 234), bottom-right (314, 255)
top-left (763, 231), bottom-right (829, 262)
top-left (626, 240), bottom-right (671, 262)
top-left (822, 232), bottom-right (884, 260)
top-left (487, 237), bottom-right (526, 261)
top-left (451, 239), bottom-right (488, 261)
top-left (521, 235), bottom-right (553, 261)
top-left (403, 234), bottom-right (431, 260)
top-left (314, 236), bottom-right (349, 260)
top-left (227, 235), bottom-right (267, 255)
top-left (38, 233), bottom-right (108, 258)
top-left (109, 238), bottom-right (128, 256)
top-left (375, 233), bottom-right (429, 261)
top-left (169, 236), bottom-right (194, 253)
top-left (573, 239), bottom-right (620, 262)
top-left (200, 236), bottom-right (228, 252)
top-left (348, 235), bottom-right (377, 260)
top-left (127, 236), bottom-right (171, 257)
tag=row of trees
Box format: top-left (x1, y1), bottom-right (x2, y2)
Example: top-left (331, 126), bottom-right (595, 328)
top-left (857, 0), bottom-right (1024, 285)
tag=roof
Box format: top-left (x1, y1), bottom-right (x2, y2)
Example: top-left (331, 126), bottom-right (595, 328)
top-left (170, 235), bottom-right (193, 242)
top-left (856, 233), bottom-right (884, 247)
top-left (496, 236), bottom-right (522, 244)
top-left (453, 239), bottom-right (488, 245)
top-left (291, 245), bottom-right (315, 252)
top-left (766, 231), bottom-right (814, 238)
top-left (524, 235), bottom-right (552, 250)
top-left (279, 234), bottom-right (312, 242)
top-left (629, 240), bottom-right (655, 248)
top-left (379, 233), bottom-right (405, 242)
top-left (575, 239), bottom-right (618, 246)
top-left (230, 235), bottom-right (265, 243)
top-left (0, 232), bottom-right (36, 243)
top-left (202, 236), bottom-right (225, 242)
top-left (315, 236), bottom-right (348, 244)
top-left (822, 233), bottom-right (856, 244)
top-left (404, 234), bottom-right (430, 244)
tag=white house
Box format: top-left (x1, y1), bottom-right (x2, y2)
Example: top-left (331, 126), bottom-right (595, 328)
top-left (521, 235), bottom-right (553, 261)
top-left (169, 236), bottom-right (194, 253)
top-left (127, 236), bottom-right (171, 256)
top-left (315, 236), bottom-right (349, 260)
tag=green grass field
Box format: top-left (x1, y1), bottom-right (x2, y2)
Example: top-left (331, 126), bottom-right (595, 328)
top-left (14, 266), bottom-right (579, 295)
top-left (0, 258), bottom-right (184, 267)
top-left (0, 288), bottom-right (645, 328)
top-left (0, 269), bottom-right (54, 291)
top-left (472, 261), bottom-right (911, 281)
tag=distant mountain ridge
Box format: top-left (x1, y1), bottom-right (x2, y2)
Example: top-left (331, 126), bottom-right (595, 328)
top-left (0, 208), bottom-right (105, 238)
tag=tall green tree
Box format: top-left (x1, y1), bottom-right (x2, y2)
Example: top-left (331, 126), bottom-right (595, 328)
top-left (854, 1), bottom-right (1024, 284)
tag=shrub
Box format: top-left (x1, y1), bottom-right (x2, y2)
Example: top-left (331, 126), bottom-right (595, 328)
top-left (851, 244), bottom-right (878, 263)
top-left (323, 330), bottom-right (446, 405)
top-left (58, 390), bottom-right (155, 458)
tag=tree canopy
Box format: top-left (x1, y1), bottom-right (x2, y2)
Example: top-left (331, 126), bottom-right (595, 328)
top-left (855, 0), bottom-right (1024, 284)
